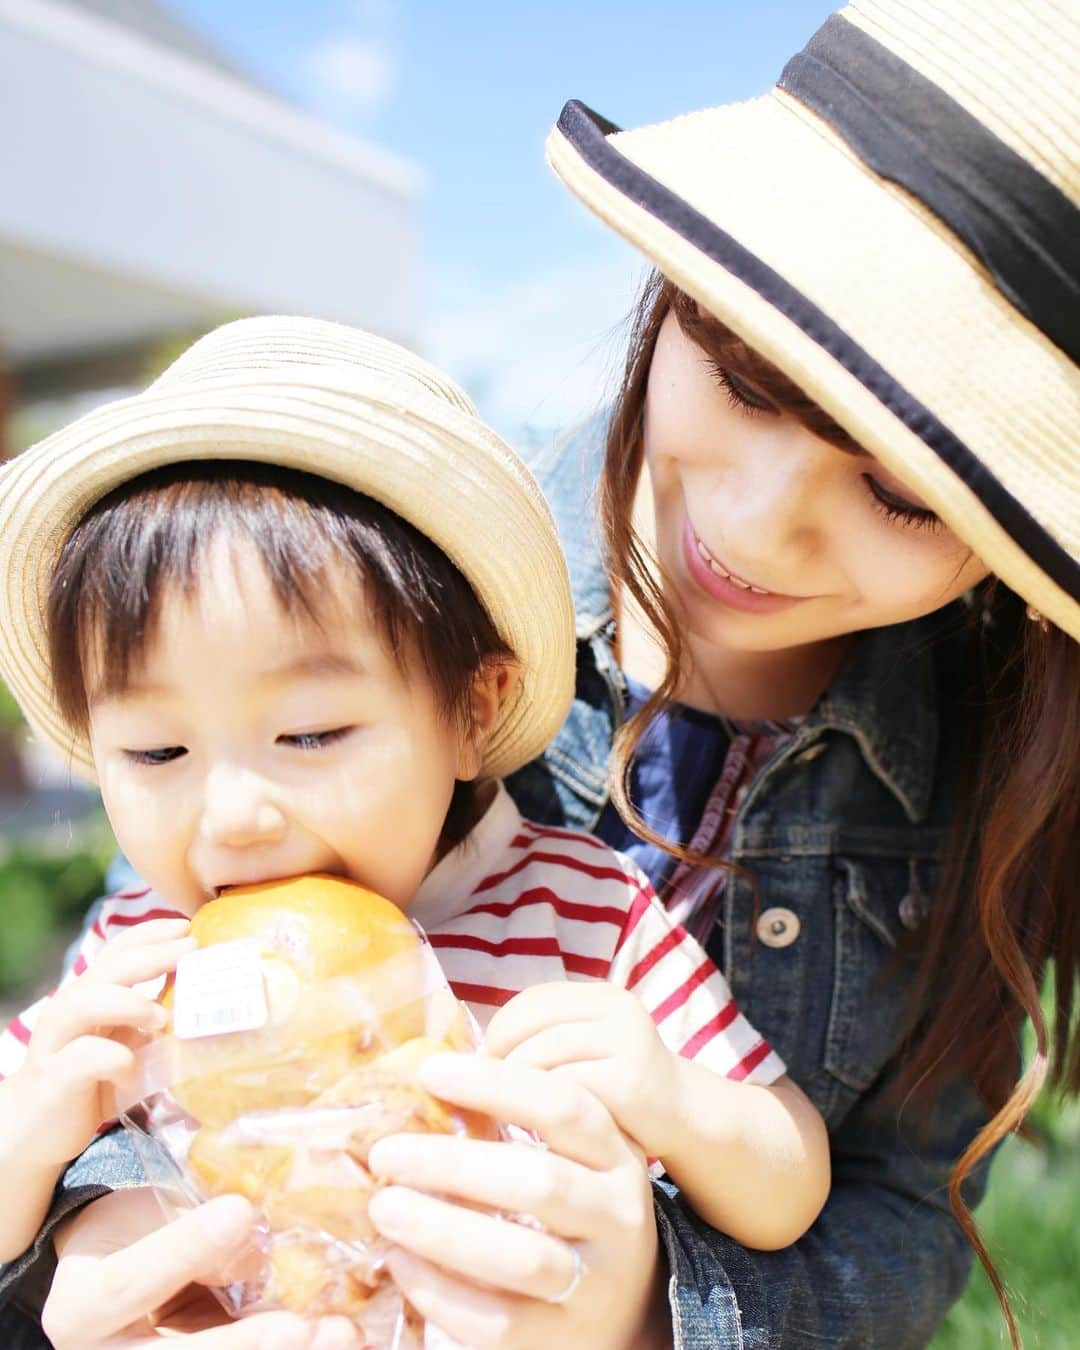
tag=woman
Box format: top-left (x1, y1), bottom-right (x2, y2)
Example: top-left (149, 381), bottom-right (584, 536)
top-left (2, 1), bottom-right (1076, 1346)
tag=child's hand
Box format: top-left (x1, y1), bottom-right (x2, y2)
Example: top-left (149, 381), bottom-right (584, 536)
top-left (484, 982), bottom-right (683, 1159)
top-left (12, 918), bottom-right (194, 1167)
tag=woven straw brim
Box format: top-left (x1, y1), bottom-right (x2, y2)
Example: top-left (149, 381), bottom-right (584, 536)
top-left (548, 89), bottom-right (1080, 641)
top-left (0, 369), bottom-right (575, 782)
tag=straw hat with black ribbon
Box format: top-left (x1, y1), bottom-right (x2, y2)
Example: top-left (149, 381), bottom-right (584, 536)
top-left (547, 0), bottom-right (1079, 641)
top-left (0, 318), bottom-right (575, 782)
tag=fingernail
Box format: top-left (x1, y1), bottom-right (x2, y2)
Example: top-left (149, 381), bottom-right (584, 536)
top-left (146, 1005), bottom-right (169, 1030)
top-left (418, 1052), bottom-right (467, 1090)
top-left (368, 1188), bottom-right (408, 1234)
top-left (382, 1248), bottom-right (418, 1284)
top-left (196, 1195), bottom-right (254, 1247)
top-left (367, 1136), bottom-right (410, 1176)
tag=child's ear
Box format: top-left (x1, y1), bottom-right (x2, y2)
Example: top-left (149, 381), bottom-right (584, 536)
top-left (455, 661), bottom-right (519, 781)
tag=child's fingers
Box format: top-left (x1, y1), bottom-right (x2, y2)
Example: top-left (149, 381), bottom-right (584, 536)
top-left (86, 933), bottom-right (195, 987)
top-left (30, 983), bottom-right (167, 1057)
top-left (484, 981), bottom-right (621, 1057)
top-left (418, 1053), bottom-right (628, 1170)
top-left (502, 1020), bottom-right (615, 1073)
top-left (92, 917), bottom-right (191, 949)
top-left (38, 1036), bottom-right (135, 1109)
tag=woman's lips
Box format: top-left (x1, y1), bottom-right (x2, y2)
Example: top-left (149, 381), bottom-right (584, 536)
top-left (681, 517), bottom-right (805, 615)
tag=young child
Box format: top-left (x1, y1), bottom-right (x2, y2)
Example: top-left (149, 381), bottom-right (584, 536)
top-left (0, 317), bottom-right (828, 1277)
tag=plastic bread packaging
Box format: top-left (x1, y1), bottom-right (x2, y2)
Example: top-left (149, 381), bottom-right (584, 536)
top-left (120, 874), bottom-right (512, 1349)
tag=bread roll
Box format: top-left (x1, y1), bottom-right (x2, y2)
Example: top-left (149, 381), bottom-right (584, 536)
top-left (166, 874), bottom-right (496, 1321)
top-left (166, 875), bottom-right (427, 1125)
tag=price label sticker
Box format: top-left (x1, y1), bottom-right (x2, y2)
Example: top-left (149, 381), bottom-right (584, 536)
top-left (172, 939), bottom-right (268, 1040)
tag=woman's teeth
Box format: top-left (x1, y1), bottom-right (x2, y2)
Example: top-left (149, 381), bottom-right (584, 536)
top-left (695, 538), bottom-right (771, 594)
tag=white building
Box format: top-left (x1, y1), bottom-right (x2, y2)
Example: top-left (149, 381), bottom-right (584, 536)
top-left (0, 0), bottom-right (421, 432)
top-left (0, 0), bottom-right (422, 802)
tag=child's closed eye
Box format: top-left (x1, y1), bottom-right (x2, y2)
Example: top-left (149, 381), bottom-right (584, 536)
top-left (124, 746), bottom-right (187, 766)
top-left (277, 726), bottom-right (356, 751)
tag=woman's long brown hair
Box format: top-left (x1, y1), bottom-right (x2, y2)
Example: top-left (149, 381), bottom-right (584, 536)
top-left (602, 275), bottom-right (1080, 1349)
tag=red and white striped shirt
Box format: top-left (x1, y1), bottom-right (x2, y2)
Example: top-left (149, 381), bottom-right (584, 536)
top-left (0, 785), bottom-right (784, 1087)
top-left (405, 784), bottom-right (783, 1081)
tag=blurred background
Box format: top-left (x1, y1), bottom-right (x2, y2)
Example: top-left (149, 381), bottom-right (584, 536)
top-left (0, 2), bottom-right (1075, 1344)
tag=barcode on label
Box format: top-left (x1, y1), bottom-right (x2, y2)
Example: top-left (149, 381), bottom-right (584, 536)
top-left (173, 939), bottom-right (269, 1040)
top-left (188, 1006), bottom-right (261, 1033)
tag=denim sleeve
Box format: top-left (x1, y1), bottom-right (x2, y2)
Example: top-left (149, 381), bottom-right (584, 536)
top-left (653, 1068), bottom-right (989, 1349)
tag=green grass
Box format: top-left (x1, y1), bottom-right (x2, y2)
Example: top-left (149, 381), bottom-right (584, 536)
top-left (931, 1098), bottom-right (1080, 1349)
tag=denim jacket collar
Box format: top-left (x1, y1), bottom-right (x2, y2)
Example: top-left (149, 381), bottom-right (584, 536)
top-left (533, 413), bottom-right (946, 826)
top-left (808, 614), bottom-right (942, 823)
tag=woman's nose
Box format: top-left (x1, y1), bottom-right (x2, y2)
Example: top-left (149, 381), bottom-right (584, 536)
top-left (198, 764), bottom-right (287, 848)
top-left (722, 425), bottom-right (828, 554)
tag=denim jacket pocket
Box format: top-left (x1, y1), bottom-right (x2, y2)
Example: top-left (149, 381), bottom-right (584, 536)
top-left (824, 856), bottom-right (924, 1097)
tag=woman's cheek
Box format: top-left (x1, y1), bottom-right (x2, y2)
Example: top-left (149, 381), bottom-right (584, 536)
top-left (850, 534), bottom-right (983, 625)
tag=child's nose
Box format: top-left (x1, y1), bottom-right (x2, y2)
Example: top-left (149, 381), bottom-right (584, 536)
top-left (198, 765), bottom-right (287, 848)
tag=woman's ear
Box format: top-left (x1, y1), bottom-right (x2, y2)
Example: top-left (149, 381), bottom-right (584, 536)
top-left (455, 661), bottom-right (519, 781)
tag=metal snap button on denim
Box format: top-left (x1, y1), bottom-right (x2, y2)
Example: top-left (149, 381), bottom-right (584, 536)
top-left (757, 907), bottom-right (800, 947)
top-left (898, 893), bottom-right (930, 931)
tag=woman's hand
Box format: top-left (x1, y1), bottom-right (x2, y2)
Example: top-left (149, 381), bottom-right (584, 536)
top-left (43, 1188), bottom-right (364, 1350)
top-left (366, 1052), bottom-right (667, 1350)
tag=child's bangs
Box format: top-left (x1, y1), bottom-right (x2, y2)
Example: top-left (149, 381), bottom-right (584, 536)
top-left (47, 462), bottom-right (513, 737)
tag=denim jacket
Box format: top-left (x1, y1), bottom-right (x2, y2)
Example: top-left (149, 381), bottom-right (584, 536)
top-left (0, 417), bottom-right (994, 1348)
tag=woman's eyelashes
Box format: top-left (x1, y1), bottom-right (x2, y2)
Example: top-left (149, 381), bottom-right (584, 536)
top-left (862, 474), bottom-right (941, 531)
top-left (710, 361), bottom-right (941, 534)
top-left (709, 361), bottom-right (777, 415)
top-left (277, 726), bottom-right (355, 752)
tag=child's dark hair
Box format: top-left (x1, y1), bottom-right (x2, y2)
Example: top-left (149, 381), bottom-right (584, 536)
top-left (47, 460), bottom-right (515, 850)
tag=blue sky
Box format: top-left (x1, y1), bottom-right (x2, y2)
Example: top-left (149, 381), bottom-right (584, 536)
top-left (165, 0), bottom-right (836, 434)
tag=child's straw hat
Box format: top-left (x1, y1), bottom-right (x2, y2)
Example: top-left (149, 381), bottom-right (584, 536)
top-left (548, 0), bottom-right (1079, 639)
top-left (0, 318), bottom-right (575, 780)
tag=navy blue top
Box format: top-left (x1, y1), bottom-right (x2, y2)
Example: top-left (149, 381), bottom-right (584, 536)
top-left (594, 673), bottom-right (730, 890)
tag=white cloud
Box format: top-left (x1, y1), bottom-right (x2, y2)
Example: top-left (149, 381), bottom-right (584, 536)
top-left (302, 35), bottom-right (394, 114)
top-left (428, 244), bottom-right (651, 441)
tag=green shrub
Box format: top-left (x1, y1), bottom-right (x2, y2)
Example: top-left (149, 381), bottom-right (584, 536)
top-left (933, 976), bottom-right (1080, 1348)
top-left (0, 680), bottom-right (23, 731)
top-left (0, 812), bottom-right (116, 995)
